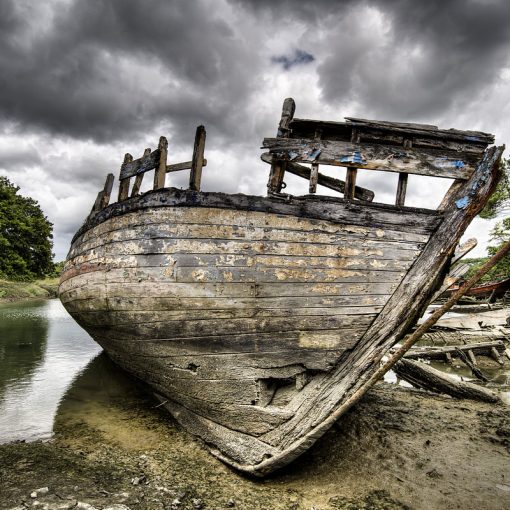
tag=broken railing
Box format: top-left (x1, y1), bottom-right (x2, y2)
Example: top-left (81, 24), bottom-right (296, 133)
top-left (262, 98), bottom-right (495, 207)
top-left (90, 125), bottom-right (207, 215)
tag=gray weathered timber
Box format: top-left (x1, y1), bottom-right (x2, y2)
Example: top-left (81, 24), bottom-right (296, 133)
top-left (91, 173), bottom-right (114, 214)
top-left (153, 136), bottom-right (168, 190)
top-left (394, 359), bottom-right (499, 403)
top-left (120, 148), bottom-right (161, 180)
top-left (401, 340), bottom-right (506, 361)
top-left (59, 98), bottom-right (502, 477)
top-left (131, 148), bottom-right (151, 197)
top-left (166, 159), bottom-right (207, 173)
top-left (117, 153), bottom-right (133, 201)
top-left (261, 153), bottom-right (375, 201)
top-left (267, 98), bottom-right (295, 194)
top-left (189, 126), bottom-right (206, 191)
top-left (263, 137), bottom-right (477, 179)
top-left (75, 188), bottom-right (442, 243)
top-left (289, 119), bottom-right (489, 154)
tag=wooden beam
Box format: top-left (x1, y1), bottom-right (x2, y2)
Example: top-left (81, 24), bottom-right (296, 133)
top-left (118, 153), bottom-right (133, 201)
top-left (167, 159), bottom-right (207, 173)
top-left (394, 359), bottom-right (499, 403)
top-left (189, 126), bottom-right (206, 192)
top-left (344, 129), bottom-right (359, 200)
top-left (260, 153), bottom-right (375, 201)
top-left (396, 139), bottom-right (411, 206)
top-left (120, 149), bottom-right (160, 180)
top-left (131, 148), bottom-right (150, 197)
top-left (309, 163), bottom-right (319, 194)
top-left (153, 136), bottom-right (168, 190)
top-left (267, 98), bottom-right (295, 194)
top-left (262, 137), bottom-right (477, 179)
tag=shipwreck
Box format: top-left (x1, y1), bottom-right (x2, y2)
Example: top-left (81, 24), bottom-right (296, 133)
top-left (59, 99), bottom-right (503, 475)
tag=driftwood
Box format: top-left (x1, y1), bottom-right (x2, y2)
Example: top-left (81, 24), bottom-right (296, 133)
top-left (394, 359), bottom-right (499, 403)
top-left (402, 340), bottom-right (506, 364)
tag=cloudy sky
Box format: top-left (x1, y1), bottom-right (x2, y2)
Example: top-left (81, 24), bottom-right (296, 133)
top-left (1, 0), bottom-right (509, 260)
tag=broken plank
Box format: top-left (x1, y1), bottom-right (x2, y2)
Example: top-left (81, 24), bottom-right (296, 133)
top-left (261, 152), bottom-right (374, 201)
top-left (394, 359), bottom-right (499, 403)
top-left (262, 137), bottom-right (476, 179)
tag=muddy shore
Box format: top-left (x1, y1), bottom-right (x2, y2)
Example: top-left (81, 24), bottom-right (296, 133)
top-left (1, 381), bottom-right (509, 510)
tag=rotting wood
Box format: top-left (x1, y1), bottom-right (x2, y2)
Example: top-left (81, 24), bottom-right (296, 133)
top-left (167, 159), bottom-right (207, 173)
top-left (267, 98), bottom-right (295, 194)
top-left (117, 153), bottom-right (133, 201)
top-left (189, 126), bottom-right (206, 191)
top-left (131, 148), bottom-right (151, 197)
top-left (395, 139), bottom-right (411, 206)
top-left (344, 129), bottom-right (360, 200)
top-left (309, 163), bottom-right (319, 194)
top-left (401, 340), bottom-right (506, 361)
top-left (263, 137), bottom-right (478, 179)
top-left (261, 152), bottom-right (375, 201)
top-left (120, 148), bottom-right (160, 181)
top-left (153, 136), bottom-right (168, 190)
top-left (91, 173), bottom-right (114, 214)
top-left (290, 119), bottom-right (490, 154)
top-left (394, 359), bottom-right (499, 403)
top-left (59, 97), bottom-right (504, 477)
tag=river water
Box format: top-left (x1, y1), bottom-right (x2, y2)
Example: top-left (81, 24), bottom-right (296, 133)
top-left (0, 299), bottom-right (123, 443)
top-left (1, 299), bottom-right (509, 444)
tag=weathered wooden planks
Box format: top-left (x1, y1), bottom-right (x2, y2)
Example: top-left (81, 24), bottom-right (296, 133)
top-left (120, 148), bottom-right (161, 180)
top-left (394, 359), bottom-right (499, 403)
top-left (261, 152), bottom-right (375, 201)
top-left (263, 137), bottom-right (477, 179)
top-left (189, 126), bottom-right (206, 191)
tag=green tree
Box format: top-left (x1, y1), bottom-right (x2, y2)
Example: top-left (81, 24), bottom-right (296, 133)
top-left (465, 157), bottom-right (510, 282)
top-left (0, 177), bottom-right (54, 280)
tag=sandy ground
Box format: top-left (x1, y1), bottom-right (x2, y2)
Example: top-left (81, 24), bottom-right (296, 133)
top-left (1, 380), bottom-right (509, 510)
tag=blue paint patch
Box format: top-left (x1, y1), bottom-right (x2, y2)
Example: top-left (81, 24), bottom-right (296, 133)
top-left (455, 196), bottom-right (470, 209)
top-left (288, 151), bottom-right (299, 160)
top-left (434, 157), bottom-right (466, 169)
top-left (340, 151), bottom-right (366, 165)
top-left (305, 148), bottom-right (321, 161)
top-left (466, 136), bottom-right (482, 142)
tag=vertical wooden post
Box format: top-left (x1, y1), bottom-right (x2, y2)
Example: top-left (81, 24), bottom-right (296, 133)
top-left (131, 148), bottom-right (150, 197)
top-left (396, 138), bottom-right (411, 206)
top-left (267, 98), bottom-right (295, 194)
top-left (344, 129), bottom-right (359, 199)
top-left (189, 126), bottom-right (206, 191)
top-left (99, 173), bottom-right (115, 209)
top-left (153, 136), bottom-right (168, 190)
top-left (91, 173), bottom-right (115, 214)
top-left (309, 163), bottom-right (319, 193)
top-left (309, 129), bottom-right (322, 194)
top-left (118, 153), bottom-right (133, 201)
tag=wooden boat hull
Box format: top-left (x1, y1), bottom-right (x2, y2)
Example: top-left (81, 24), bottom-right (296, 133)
top-left (60, 144), bottom-right (502, 475)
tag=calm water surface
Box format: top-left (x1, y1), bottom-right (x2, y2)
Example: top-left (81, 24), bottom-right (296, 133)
top-left (0, 299), bottom-right (104, 443)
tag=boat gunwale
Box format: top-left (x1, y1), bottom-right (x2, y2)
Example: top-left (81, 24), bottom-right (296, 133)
top-left (72, 187), bottom-right (444, 245)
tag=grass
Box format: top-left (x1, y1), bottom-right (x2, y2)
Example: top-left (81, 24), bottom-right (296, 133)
top-left (0, 277), bottom-right (59, 303)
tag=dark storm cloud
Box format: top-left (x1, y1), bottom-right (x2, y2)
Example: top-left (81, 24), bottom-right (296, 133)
top-left (271, 49), bottom-right (315, 70)
top-left (0, 0), bottom-right (259, 144)
top-left (232, 0), bottom-right (510, 122)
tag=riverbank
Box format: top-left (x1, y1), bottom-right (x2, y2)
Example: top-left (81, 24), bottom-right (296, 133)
top-left (1, 382), bottom-right (509, 510)
top-left (0, 278), bottom-right (59, 304)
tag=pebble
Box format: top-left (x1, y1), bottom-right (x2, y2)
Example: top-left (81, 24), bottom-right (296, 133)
top-left (192, 498), bottom-right (204, 509)
top-left (226, 498), bottom-right (236, 507)
top-left (30, 487), bottom-right (49, 498)
top-left (103, 505), bottom-right (132, 510)
top-left (75, 503), bottom-right (98, 510)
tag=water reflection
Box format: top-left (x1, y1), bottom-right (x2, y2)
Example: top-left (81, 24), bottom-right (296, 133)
top-left (0, 300), bottom-right (48, 397)
top-left (0, 299), bottom-right (101, 443)
top-left (54, 352), bottom-right (153, 434)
